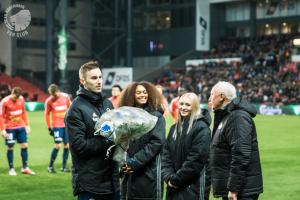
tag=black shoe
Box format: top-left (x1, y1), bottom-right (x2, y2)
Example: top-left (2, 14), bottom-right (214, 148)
top-left (48, 167), bottom-right (56, 173)
top-left (61, 167), bottom-right (71, 173)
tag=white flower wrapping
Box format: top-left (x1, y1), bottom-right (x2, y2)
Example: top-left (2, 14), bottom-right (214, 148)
top-left (94, 106), bottom-right (158, 164)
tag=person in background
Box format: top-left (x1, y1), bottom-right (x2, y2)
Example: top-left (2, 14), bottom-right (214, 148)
top-left (109, 84), bottom-right (122, 108)
top-left (155, 84), bottom-right (169, 117)
top-left (162, 92), bottom-right (211, 200)
top-left (0, 87), bottom-right (35, 176)
top-left (170, 87), bottom-right (186, 122)
top-left (65, 61), bottom-right (119, 200)
top-left (22, 92), bottom-right (30, 102)
top-left (118, 81), bottom-right (166, 200)
top-left (45, 83), bottom-right (72, 173)
top-left (209, 81), bottom-right (263, 200)
top-left (0, 83), bottom-right (11, 101)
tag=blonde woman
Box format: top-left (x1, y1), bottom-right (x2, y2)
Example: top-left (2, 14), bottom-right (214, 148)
top-left (162, 92), bottom-right (211, 200)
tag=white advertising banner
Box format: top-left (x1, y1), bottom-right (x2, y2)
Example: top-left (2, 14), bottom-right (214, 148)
top-left (292, 55), bottom-right (300, 62)
top-left (186, 57), bottom-right (242, 65)
top-left (102, 67), bottom-right (132, 90)
top-left (196, 0), bottom-right (210, 51)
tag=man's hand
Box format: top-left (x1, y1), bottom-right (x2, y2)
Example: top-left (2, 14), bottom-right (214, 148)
top-left (122, 164), bottom-right (134, 173)
top-left (48, 128), bottom-right (54, 136)
top-left (25, 126), bottom-right (31, 134)
top-left (1, 130), bottom-right (8, 138)
top-left (228, 191), bottom-right (238, 200)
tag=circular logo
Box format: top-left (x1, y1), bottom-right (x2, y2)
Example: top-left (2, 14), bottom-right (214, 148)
top-left (4, 4), bottom-right (31, 37)
top-left (100, 121), bottom-right (114, 134)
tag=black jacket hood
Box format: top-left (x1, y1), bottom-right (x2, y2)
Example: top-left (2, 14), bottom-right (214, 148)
top-left (76, 85), bottom-right (103, 105)
top-left (198, 109), bottom-right (212, 126)
top-left (181, 109), bottom-right (211, 127)
top-left (144, 105), bottom-right (164, 116)
top-left (226, 97), bottom-right (257, 118)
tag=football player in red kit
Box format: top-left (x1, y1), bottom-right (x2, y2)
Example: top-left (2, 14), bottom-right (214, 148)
top-left (0, 87), bottom-right (35, 176)
top-left (45, 84), bottom-right (71, 173)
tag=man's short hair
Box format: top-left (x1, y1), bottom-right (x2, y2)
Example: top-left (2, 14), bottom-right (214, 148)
top-left (11, 87), bottom-right (22, 97)
top-left (112, 84), bottom-right (122, 92)
top-left (79, 61), bottom-right (101, 80)
top-left (48, 84), bottom-right (59, 96)
top-left (212, 81), bottom-right (237, 100)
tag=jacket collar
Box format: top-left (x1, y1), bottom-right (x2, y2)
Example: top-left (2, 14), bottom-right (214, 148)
top-left (76, 85), bottom-right (103, 106)
top-left (214, 97), bottom-right (257, 118)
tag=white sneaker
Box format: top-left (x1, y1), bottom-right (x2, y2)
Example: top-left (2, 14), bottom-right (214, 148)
top-left (21, 167), bottom-right (36, 175)
top-left (9, 168), bottom-right (17, 176)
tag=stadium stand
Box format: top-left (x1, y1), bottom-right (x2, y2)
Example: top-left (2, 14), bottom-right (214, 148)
top-left (0, 73), bottom-right (48, 102)
top-left (156, 35), bottom-right (300, 105)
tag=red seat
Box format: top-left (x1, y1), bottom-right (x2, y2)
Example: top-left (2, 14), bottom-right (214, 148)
top-left (0, 73), bottom-right (48, 102)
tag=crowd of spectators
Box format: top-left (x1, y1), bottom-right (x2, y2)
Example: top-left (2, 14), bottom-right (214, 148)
top-left (156, 34), bottom-right (300, 105)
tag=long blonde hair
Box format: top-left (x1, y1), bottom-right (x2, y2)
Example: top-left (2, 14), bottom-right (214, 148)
top-left (173, 92), bottom-right (202, 140)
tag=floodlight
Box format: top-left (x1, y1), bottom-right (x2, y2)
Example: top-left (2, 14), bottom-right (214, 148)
top-left (293, 38), bottom-right (300, 46)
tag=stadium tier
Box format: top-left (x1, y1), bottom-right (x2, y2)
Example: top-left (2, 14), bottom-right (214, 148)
top-left (155, 34), bottom-right (300, 105)
top-left (0, 73), bottom-right (48, 102)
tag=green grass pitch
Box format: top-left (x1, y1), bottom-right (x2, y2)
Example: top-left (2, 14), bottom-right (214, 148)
top-left (0, 111), bottom-right (299, 200)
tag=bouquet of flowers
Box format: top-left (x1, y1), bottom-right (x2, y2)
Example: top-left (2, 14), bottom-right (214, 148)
top-left (94, 106), bottom-right (158, 164)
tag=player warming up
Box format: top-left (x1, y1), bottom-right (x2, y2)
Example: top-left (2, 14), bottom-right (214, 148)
top-left (45, 84), bottom-right (72, 173)
top-left (0, 87), bottom-right (35, 176)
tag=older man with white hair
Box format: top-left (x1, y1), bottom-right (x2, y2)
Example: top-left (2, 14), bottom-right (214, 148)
top-left (209, 81), bottom-right (263, 200)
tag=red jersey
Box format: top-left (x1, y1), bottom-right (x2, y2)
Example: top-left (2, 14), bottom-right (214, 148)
top-left (45, 92), bottom-right (71, 128)
top-left (162, 97), bottom-right (169, 117)
top-left (0, 95), bottom-right (29, 130)
top-left (170, 96), bottom-right (180, 122)
top-left (109, 96), bottom-right (119, 108)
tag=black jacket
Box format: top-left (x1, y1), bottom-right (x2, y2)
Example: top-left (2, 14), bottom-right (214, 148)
top-left (121, 108), bottom-right (166, 200)
top-left (210, 97), bottom-right (263, 197)
top-left (65, 86), bottom-right (118, 196)
top-left (162, 109), bottom-right (212, 200)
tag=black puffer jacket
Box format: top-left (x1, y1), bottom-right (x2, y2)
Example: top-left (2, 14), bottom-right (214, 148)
top-left (210, 97), bottom-right (263, 197)
top-left (121, 108), bottom-right (166, 200)
top-left (65, 86), bottom-right (119, 196)
top-left (161, 109), bottom-right (212, 200)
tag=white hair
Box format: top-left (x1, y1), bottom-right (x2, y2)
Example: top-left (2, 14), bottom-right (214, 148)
top-left (211, 81), bottom-right (237, 100)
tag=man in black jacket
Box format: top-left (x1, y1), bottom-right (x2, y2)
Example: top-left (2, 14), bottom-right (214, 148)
top-left (209, 81), bottom-right (263, 200)
top-left (65, 61), bottom-right (119, 200)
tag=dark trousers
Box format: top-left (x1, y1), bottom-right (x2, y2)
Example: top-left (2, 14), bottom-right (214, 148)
top-left (78, 191), bottom-right (114, 200)
top-left (222, 194), bottom-right (259, 200)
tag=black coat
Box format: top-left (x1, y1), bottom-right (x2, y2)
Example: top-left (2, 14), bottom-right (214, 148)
top-left (161, 109), bottom-right (212, 200)
top-left (65, 86), bottom-right (119, 196)
top-left (121, 108), bottom-right (166, 200)
top-left (210, 97), bottom-right (263, 198)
